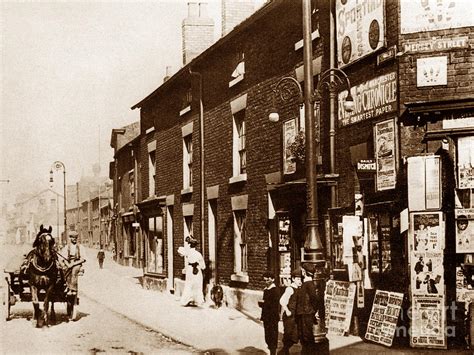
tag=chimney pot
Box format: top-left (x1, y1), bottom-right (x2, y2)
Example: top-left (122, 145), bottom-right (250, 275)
top-left (163, 66), bottom-right (172, 82)
top-left (188, 2), bottom-right (199, 18)
top-left (199, 2), bottom-right (208, 18)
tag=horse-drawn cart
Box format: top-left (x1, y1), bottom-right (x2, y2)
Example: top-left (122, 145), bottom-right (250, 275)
top-left (3, 258), bottom-right (84, 323)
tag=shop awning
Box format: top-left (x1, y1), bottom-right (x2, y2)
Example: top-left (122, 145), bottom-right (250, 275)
top-left (401, 98), bottom-right (474, 125)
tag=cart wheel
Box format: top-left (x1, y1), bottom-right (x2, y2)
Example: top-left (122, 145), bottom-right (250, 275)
top-left (3, 278), bottom-right (11, 321)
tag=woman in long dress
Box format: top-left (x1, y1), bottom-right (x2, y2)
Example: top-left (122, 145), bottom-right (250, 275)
top-left (178, 236), bottom-right (206, 306)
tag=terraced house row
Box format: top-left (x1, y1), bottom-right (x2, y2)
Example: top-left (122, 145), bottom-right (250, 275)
top-left (109, 0), bottom-right (474, 349)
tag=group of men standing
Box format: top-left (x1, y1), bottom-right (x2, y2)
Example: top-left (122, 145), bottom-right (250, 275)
top-left (260, 263), bottom-right (326, 355)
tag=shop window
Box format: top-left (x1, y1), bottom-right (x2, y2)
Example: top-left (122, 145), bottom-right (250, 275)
top-left (233, 210), bottom-right (248, 276)
top-left (147, 215), bottom-right (164, 274)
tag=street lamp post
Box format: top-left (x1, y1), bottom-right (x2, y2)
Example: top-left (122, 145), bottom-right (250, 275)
top-left (50, 161), bottom-right (67, 246)
top-left (269, 0), bottom-right (353, 352)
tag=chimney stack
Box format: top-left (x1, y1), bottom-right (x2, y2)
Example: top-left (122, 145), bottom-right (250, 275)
top-left (163, 66), bottom-right (172, 82)
top-left (221, 0), bottom-right (256, 37)
top-left (182, 2), bottom-right (215, 65)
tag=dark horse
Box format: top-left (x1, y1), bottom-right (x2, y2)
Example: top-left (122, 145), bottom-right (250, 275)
top-left (24, 225), bottom-right (58, 327)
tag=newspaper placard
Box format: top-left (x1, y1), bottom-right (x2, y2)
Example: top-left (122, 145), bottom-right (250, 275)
top-left (411, 294), bottom-right (447, 349)
top-left (375, 119), bottom-right (397, 191)
top-left (365, 290), bottom-right (404, 347)
top-left (410, 251), bottom-right (444, 296)
top-left (408, 212), bottom-right (444, 252)
top-left (455, 208), bottom-right (474, 253)
top-left (325, 280), bottom-right (356, 336)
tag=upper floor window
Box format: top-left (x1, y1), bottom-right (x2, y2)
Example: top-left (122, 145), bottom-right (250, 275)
top-left (233, 210), bottom-right (248, 275)
top-left (182, 122), bottom-right (193, 192)
top-left (180, 89), bottom-right (192, 116)
top-left (148, 151), bottom-right (156, 197)
top-left (129, 170), bottom-right (135, 202)
top-left (229, 94), bottom-right (248, 184)
top-left (184, 215), bottom-right (193, 241)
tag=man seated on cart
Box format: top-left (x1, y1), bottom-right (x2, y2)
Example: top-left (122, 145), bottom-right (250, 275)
top-left (58, 231), bottom-right (86, 296)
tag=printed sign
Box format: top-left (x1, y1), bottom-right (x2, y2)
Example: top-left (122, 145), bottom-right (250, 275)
top-left (325, 280), bottom-right (357, 336)
top-left (336, 0), bottom-right (385, 67)
top-left (375, 119), bottom-right (397, 191)
top-left (455, 209), bottom-right (474, 253)
top-left (404, 36), bottom-right (469, 53)
top-left (409, 212), bottom-right (444, 252)
top-left (283, 118), bottom-right (297, 175)
top-left (417, 56), bottom-right (448, 87)
top-left (411, 294), bottom-right (446, 349)
top-left (410, 251), bottom-right (444, 296)
top-left (338, 71), bottom-right (397, 126)
top-left (401, 0), bottom-right (474, 34)
top-left (365, 290), bottom-right (404, 347)
top-left (457, 136), bottom-right (474, 189)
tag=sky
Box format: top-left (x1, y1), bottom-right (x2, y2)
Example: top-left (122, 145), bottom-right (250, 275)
top-left (0, 0), bottom-right (250, 203)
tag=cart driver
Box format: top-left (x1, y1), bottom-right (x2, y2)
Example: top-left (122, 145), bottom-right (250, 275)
top-left (59, 231), bottom-right (86, 296)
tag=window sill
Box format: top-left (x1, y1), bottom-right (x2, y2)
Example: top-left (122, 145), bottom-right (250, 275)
top-left (229, 75), bottom-right (244, 88)
top-left (231, 273), bottom-right (249, 283)
top-left (179, 105), bottom-right (191, 116)
top-left (229, 174), bottom-right (247, 185)
top-left (181, 187), bottom-right (193, 195)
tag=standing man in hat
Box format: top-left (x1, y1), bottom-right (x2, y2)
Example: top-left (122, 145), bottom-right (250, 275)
top-left (295, 263), bottom-right (322, 354)
top-left (178, 236), bottom-right (206, 306)
top-left (279, 267), bottom-right (302, 354)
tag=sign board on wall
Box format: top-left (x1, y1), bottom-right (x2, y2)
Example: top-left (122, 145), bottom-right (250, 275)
top-left (416, 56), bottom-right (448, 87)
top-left (407, 156), bottom-right (442, 211)
top-left (374, 119), bottom-right (397, 191)
top-left (365, 290), bottom-right (404, 347)
top-left (404, 36), bottom-right (469, 53)
top-left (283, 118), bottom-right (297, 175)
top-left (400, 0), bottom-right (474, 34)
top-left (338, 71), bottom-right (397, 127)
top-left (335, 0), bottom-right (385, 67)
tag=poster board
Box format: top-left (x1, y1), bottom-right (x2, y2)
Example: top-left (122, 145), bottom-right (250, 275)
top-left (407, 155), bottom-right (442, 211)
top-left (375, 119), bottom-right (397, 191)
top-left (365, 290), bottom-right (404, 347)
top-left (325, 280), bottom-right (357, 336)
top-left (410, 294), bottom-right (447, 349)
top-left (408, 212), bottom-right (444, 252)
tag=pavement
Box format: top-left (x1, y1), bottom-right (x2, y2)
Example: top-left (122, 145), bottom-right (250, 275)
top-left (74, 248), bottom-right (473, 354)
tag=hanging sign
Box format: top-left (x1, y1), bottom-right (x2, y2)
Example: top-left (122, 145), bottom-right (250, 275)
top-left (338, 71), bottom-right (397, 127)
top-left (336, 0), bottom-right (385, 67)
top-left (325, 280), bottom-right (357, 336)
top-left (365, 289), bottom-right (404, 347)
top-left (375, 118), bottom-right (397, 191)
top-left (410, 294), bottom-right (447, 349)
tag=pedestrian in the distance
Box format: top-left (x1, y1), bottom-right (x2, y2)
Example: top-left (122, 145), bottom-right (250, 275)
top-left (279, 267), bottom-right (302, 354)
top-left (259, 271), bottom-right (280, 355)
top-left (97, 248), bottom-right (105, 269)
top-left (177, 236), bottom-right (206, 306)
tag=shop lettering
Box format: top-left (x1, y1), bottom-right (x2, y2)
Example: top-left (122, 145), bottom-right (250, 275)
top-left (339, 72), bottom-right (397, 126)
top-left (337, 0), bottom-right (383, 36)
top-left (404, 36), bottom-right (468, 53)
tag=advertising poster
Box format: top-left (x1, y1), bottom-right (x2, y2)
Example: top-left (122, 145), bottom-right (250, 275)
top-left (457, 136), bottom-right (474, 189)
top-left (375, 119), bottom-right (397, 191)
top-left (342, 215), bottom-right (363, 264)
top-left (338, 72), bottom-right (397, 127)
top-left (409, 212), bottom-right (444, 252)
top-left (283, 118), bottom-right (297, 175)
top-left (455, 208), bottom-right (474, 253)
top-left (407, 155), bottom-right (442, 211)
top-left (410, 251), bottom-right (444, 296)
top-left (411, 294), bottom-right (446, 349)
top-left (400, 0), bottom-right (474, 34)
top-left (365, 290), bottom-right (404, 347)
top-left (325, 280), bottom-right (356, 336)
top-left (335, 0), bottom-right (385, 67)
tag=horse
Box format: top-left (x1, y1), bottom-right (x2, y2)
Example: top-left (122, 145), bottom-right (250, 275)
top-left (24, 225), bottom-right (58, 327)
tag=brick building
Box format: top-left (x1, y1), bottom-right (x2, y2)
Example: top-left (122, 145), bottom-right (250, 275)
top-left (110, 0), bottom-right (474, 349)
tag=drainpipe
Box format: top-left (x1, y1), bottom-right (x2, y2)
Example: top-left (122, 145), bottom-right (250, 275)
top-left (189, 68), bottom-right (205, 258)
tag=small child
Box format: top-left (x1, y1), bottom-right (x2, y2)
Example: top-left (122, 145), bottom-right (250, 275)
top-left (259, 271), bottom-right (280, 355)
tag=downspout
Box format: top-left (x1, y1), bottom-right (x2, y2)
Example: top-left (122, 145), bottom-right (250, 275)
top-left (189, 68), bottom-right (206, 258)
